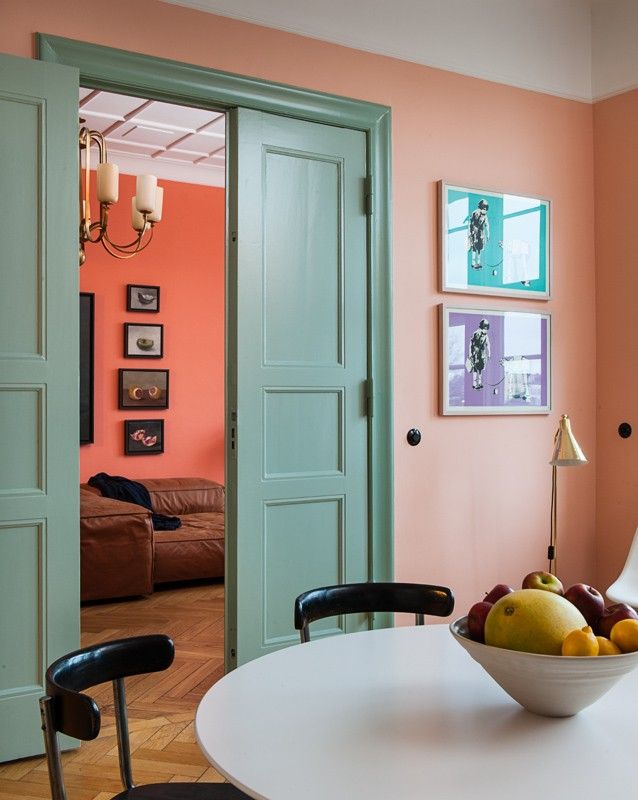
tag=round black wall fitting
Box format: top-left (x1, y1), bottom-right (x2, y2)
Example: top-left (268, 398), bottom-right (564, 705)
top-left (406, 428), bottom-right (422, 446)
top-left (618, 422), bottom-right (632, 439)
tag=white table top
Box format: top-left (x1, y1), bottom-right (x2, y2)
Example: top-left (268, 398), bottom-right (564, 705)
top-left (196, 625), bottom-right (638, 800)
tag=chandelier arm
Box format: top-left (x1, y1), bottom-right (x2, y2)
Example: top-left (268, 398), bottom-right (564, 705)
top-left (101, 226), bottom-right (154, 259)
top-left (102, 224), bottom-right (152, 253)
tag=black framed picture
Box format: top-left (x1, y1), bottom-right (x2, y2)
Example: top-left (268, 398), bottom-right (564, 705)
top-left (124, 323), bottom-right (163, 358)
top-left (79, 292), bottom-right (94, 444)
top-left (119, 368), bottom-right (169, 409)
top-left (124, 419), bottom-right (164, 455)
top-left (127, 283), bottom-right (160, 312)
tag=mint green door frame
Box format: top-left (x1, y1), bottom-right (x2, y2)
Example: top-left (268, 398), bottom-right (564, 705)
top-left (37, 34), bottom-right (394, 615)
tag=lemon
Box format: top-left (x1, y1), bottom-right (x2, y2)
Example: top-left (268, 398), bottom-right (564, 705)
top-left (484, 589), bottom-right (587, 655)
top-left (561, 626), bottom-right (599, 656)
top-left (610, 618), bottom-right (638, 653)
top-left (596, 636), bottom-right (621, 656)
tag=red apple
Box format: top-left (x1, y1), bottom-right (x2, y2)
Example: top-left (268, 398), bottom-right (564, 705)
top-left (521, 570), bottom-right (564, 595)
top-left (563, 583), bottom-right (605, 628)
top-left (483, 584), bottom-right (514, 604)
top-left (467, 601), bottom-right (493, 643)
top-left (598, 603), bottom-right (638, 638)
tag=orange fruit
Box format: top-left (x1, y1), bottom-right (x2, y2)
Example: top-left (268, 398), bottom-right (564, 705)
top-left (596, 636), bottom-right (621, 656)
top-left (610, 618), bottom-right (638, 653)
top-left (484, 589), bottom-right (586, 655)
top-left (561, 626), bottom-right (599, 656)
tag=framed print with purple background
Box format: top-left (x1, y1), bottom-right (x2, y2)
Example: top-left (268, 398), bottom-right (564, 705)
top-left (440, 305), bottom-right (551, 415)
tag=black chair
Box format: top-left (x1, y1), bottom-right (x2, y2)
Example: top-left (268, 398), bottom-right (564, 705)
top-left (39, 634), bottom-right (248, 799)
top-left (294, 582), bottom-right (455, 643)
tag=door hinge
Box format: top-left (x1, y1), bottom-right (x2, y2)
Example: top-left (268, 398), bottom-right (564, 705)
top-left (365, 378), bottom-right (374, 418)
top-left (365, 174), bottom-right (374, 216)
top-left (230, 410), bottom-right (237, 455)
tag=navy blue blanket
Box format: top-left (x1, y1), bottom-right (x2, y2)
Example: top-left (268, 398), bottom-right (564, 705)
top-left (88, 472), bottom-right (181, 531)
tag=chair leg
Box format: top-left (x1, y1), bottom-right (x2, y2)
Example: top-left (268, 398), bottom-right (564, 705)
top-left (39, 696), bottom-right (68, 800)
top-left (113, 678), bottom-right (135, 790)
top-left (415, 613), bottom-right (425, 626)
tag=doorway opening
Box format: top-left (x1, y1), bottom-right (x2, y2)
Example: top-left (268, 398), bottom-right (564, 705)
top-left (78, 88), bottom-right (228, 767)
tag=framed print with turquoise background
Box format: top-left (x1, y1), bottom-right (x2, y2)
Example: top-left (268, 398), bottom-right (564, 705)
top-left (439, 182), bottom-right (551, 299)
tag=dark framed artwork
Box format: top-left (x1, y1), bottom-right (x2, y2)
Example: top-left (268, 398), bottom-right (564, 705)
top-left (119, 368), bottom-right (169, 409)
top-left (440, 304), bottom-right (551, 416)
top-left (127, 283), bottom-right (160, 312)
top-left (124, 419), bottom-right (164, 455)
top-left (124, 323), bottom-right (163, 358)
top-left (79, 292), bottom-right (94, 444)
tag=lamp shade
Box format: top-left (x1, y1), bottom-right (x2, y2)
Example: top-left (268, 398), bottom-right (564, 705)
top-left (550, 414), bottom-right (587, 466)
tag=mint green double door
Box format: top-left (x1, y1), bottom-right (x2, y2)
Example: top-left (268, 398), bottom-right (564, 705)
top-left (0, 54), bottom-right (79, 761)
top-left (0, 54), bottom-right (373, 761)
top-left (227, 109), bottom-right (371, 666)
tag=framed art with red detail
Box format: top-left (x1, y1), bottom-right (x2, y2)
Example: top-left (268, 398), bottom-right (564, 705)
top-left (124, 419), bottom-right (164, 455)
top-left (119, 368), bottom-right (169, 409)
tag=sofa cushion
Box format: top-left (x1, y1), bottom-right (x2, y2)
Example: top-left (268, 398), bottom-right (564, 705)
top-left (80, 489), bottom-right (153, 602)
top-left (154, 514), bottom-right (224, 584)
top-left (141, 477), bottom-right (225, 516)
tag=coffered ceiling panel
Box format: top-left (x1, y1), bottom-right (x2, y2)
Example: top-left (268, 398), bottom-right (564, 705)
top-left (79, 89), bottom-right (225, 187)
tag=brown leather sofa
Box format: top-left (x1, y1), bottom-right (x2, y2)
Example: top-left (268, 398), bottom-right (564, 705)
top-left (80, 477), bottom-right (225, 602)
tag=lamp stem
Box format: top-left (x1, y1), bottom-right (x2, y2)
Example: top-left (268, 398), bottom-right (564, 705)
top-left (548, 464), bottom-right (557, 575)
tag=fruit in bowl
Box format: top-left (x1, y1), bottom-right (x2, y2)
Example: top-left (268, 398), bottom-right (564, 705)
top-left (485, 589), bottom-right (586, 655)
top-left (450, 616), bottom-right (638, 716)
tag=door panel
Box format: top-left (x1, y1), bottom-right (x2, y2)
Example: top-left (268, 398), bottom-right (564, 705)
top-left (227, 109), bottom-right (369, 666)
top-left (0, 53), bottom-right (79, 761)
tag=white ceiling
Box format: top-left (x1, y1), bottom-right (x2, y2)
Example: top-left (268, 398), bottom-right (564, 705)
top-left (79, 88), bottom-right (225, 186)
top-left (160, 0), bottom-right (638, 102)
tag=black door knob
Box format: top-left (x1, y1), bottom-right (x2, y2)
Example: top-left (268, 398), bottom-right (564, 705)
top-left (407, 428), bottom-right (421, 446)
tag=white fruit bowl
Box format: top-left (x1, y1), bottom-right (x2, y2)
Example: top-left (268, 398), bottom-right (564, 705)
top-left (450, 616), bottom-right (638, 717)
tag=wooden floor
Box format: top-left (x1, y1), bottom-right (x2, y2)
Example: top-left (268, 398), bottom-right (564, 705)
top-left (0, 581), bottom-right (228, 799)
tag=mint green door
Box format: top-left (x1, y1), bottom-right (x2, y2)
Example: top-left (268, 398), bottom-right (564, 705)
top-left (0, 53), bottom-right (79, 761)
top-left (227, 109), bottom-right (370, 667)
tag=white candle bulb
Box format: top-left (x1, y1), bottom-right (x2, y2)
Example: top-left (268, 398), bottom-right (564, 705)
top-left (96, 162), bottom-right (119, 204)
top-left (135, 174), bottom-right (157, 214)
top-left (148, 186), bottom-right (164, 223)
top-left (131, 197), bottom-right (146, 232)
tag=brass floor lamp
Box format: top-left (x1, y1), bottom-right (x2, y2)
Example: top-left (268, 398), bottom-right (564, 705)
top-left (548, 414), bottom-right (588, 576)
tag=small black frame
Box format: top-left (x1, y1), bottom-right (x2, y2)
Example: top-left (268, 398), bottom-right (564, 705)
top-left (124, 323), bottom-right (164, 358)
top-left (127, 283), bottom-right (160, 312)
top-left (119, 368), bottom-right (169, 409)
top-left (124, 419), bottom-right (164, 455)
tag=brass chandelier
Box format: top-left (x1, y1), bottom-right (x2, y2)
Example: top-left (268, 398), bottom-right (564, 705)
top-left (79, 123), bottom-right (164, 265)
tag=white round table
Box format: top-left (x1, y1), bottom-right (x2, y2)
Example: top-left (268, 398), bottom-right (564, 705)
top-left (196, 625), bottom-right (637, 799)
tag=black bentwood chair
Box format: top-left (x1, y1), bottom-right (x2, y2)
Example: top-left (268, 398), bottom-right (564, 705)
top-left (294, 582), bottom-right (455, 643)
top-left (39, 634), bottom-right (248, 800)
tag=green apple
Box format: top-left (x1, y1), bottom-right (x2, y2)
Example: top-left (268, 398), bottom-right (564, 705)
top-left (521, 570), bottom-right (564, 595)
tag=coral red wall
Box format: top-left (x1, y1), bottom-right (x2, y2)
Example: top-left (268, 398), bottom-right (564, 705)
top-left (79, 174), bottom-right (225, 484)
top-left (2, 0), bottom-right (598, 614)
top-left (594, 89), bottom-right (638, 594)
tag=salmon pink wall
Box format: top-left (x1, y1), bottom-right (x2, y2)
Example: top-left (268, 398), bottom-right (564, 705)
top-left (594, 89), bottom-right (638, 594)
top-left (2, 0), bottom-right (598, 614)
top-left (79, 174), bottom-right (225, 484)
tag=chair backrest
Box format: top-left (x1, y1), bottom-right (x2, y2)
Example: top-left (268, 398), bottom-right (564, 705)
top-left (607, 525), bottom-right (638, 607)
top-left (40, 635), bottom-right (174, 800)
top-left (294, 582), bottom-right (455, 642)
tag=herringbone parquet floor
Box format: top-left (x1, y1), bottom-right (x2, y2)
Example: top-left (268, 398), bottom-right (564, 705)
top-left (0, 581), bottom-right (228, 799)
